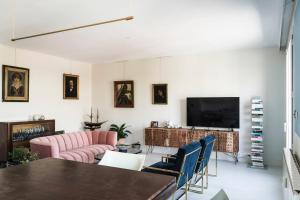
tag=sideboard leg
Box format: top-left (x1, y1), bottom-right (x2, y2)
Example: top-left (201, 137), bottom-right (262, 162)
top-left (146, 146), bottom-right (151, 154)
top-left (151, 146), bottom-right (154, 153)
top-left (234, 153), bottom-right (239, 164)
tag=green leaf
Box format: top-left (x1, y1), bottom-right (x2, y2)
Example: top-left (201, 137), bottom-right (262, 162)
top-left (109, 123), bottom-right (133, 140)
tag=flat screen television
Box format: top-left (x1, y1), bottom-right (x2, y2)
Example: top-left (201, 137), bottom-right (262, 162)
top-left (187, 97), bottom-right (240, 128)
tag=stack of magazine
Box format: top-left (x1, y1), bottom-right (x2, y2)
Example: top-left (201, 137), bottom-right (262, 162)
top-left (250, 97), bottom-right (264, 168)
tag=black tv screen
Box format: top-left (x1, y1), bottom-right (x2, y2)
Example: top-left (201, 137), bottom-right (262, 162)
top-left (187, 97), bottom-right (240, 128)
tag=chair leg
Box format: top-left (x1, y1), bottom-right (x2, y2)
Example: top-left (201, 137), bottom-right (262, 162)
top-left (194, 172), bottom-right (198, 184)
top-left (208, 150), bottom-right (218, 177)
top-left (201, 167), bottom-right (204, 193)
top-left (205, 166), bottom-right (208, 189)
top-left (185, 175), bottom-right (188, 200)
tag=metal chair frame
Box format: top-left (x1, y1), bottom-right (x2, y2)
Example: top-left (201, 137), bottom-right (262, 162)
top-left (143, 147), bottom-right (201, 200)
top-left (189, 138), bottom-right (216, 194)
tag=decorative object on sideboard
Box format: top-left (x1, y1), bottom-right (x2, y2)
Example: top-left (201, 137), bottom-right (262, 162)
top-left (150, 121), bottom-right (159, 128)
top-left (84, 107), bottom-right (107, 130)
top-left (152, 84), bottom-right (168, 104)
top-left (33, 114), bottom-right (45, 121)
top-left (63, 74), bottom-right (79, 99)
top-left (114, 80), bottom-right (134, 108)
top-left (109, 123), bottom-right (132, 144)
top-left (2, 65), bottom-right (30, 102)
top-left (8, 147), bottom-right (39, 166)
top-left (160, 121), bottom-right (172, 128)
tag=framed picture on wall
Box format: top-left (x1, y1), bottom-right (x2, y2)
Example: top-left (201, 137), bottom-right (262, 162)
top-left (63, 74), bottom-right (79, 99)
top-left (152, 84), bottom-right (168, 104)
top-left (114, 80), bottom-right (134, 108)
top-left (2, 65), bottom-right (30, 102)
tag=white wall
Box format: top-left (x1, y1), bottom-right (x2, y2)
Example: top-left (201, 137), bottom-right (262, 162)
top-left (92, 47), bottom-right (285, 166)
top-left (0, 44), bottom-right (92, 131)
top-left (294, 135), bottom-right (300, 157)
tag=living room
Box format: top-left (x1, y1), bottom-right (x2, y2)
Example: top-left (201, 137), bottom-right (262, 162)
top-left (0, 0), bottom-right (299, 200)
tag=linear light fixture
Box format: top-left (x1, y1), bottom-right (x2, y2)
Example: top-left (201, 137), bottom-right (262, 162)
top-left (11, 16), bottom-right (134, 42)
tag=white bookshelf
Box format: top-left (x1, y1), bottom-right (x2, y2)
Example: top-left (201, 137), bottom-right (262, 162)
top-left (249, 97), bottom-right (265, 169)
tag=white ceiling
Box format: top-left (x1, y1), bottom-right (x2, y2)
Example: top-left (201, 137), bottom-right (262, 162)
top-left (0, 0), bottom-right (284, 64)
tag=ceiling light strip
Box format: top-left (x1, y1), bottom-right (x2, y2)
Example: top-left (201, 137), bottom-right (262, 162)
top-left (11, 16), bottom-right (134, 42)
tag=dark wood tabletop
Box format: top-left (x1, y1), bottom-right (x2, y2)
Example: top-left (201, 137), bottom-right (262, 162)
top-left (0, 158), bottom-right (176, 200)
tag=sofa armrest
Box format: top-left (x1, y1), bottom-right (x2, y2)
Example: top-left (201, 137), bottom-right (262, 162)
top-left (30, 140), bottom-right (59, 159)
top-left (106, 131), bottom-right (117, 147)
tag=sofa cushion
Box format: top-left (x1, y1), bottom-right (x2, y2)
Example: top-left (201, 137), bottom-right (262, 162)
top-left (59, 144), bottom-right (114, 163)
top-left (30, 131), bottom-right (117, 163)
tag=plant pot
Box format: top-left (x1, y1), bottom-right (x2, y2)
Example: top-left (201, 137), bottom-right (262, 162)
top-left (118, 138), bottom-right (126, 145)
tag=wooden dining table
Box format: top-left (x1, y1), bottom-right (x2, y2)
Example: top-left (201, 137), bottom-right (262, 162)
top-left (0, 158), bottom-right (176, 200)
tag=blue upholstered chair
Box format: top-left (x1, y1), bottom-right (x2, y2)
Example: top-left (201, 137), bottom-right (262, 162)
top-left (142, 141), bottom-right (201, 200)
top-left (165, 135), bottom-right (216, 194)
top-left (190, 134), bottom-right (216, 193)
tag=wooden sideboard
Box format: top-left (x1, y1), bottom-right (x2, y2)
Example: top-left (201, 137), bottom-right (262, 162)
top-left (0, 120), bottom-right (55, 162)
top-left (145, 128), bottom-right (239, 162)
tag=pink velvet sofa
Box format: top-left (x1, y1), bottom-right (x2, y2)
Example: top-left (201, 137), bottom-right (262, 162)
top-left (30, 131), bottom-right (117, 163)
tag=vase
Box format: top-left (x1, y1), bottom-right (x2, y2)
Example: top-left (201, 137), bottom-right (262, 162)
top-left (118, 138), bottom-right (126, 145)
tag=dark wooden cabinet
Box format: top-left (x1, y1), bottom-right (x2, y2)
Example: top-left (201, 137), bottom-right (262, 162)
top-left (0, 120), bottom-right (55, 162)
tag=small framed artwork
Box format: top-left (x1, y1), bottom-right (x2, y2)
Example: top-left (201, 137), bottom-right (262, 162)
top-left (2, 65), bottom-right (30, 102)
top-left (152, 84), bottom-right (168, 104)
top-left (114, 80), bottom-right (134, 108)
top-left (63, 74), bottom-right (79, 99)
top-left (150, 121), bottom-right (159, 128)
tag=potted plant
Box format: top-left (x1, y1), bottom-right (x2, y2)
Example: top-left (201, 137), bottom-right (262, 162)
top-left (9, 147), bottom-right (39, 165)
top-left (109, 123), bottom-right (132, 144)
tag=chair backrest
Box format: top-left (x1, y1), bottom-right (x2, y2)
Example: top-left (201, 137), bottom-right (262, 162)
top-left (195, 135), bottom-right (216, 172)
top-left (175, 141), bottom-right (201, 189)
top-left (210, 189), bottom-right (229, 200)
top-left (98, 150), bottom-right (146, 171)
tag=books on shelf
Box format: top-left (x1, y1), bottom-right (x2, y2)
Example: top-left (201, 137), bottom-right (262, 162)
top-left (252, 125), bottom-right (263, 129)
top-left (250, 96), bottom-right (265, 169)
top-left (252, 104), bottom-right (263, 109)
top-left (251, 137), bottom-right (263, 142)
top-left (251, 143), bottom-right (264, 148)
top-left (252, 97), bottom-right (262, 103)
top-left (252, 118), bottom-right (263, 122)
top-left (252, 110), bottom-right (263, 115)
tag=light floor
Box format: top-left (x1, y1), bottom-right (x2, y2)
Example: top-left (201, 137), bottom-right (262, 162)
top-left (144, 153), bottom-right (283, 200)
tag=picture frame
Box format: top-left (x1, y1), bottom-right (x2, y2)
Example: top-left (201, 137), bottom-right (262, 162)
top-left (63, 74), bottom-right (79, 99)
top-left (114, 80), bottom-right (134, 108)
top-left (2, 65), bottom-right (30, 102)
top-left (150, 121), bottom-right (159, 128)
top-left (152, 84), bottom-right (168, 104)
